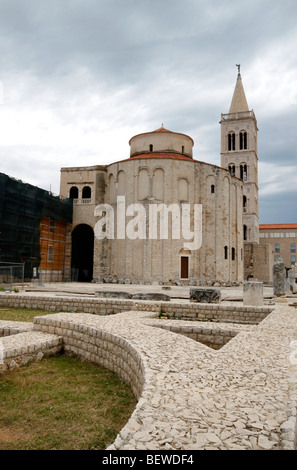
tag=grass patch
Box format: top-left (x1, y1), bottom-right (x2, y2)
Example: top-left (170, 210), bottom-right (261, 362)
top-left (0, 308), bottom-right (54, 323)
top-left (0, 355), bottom-right (137, 450)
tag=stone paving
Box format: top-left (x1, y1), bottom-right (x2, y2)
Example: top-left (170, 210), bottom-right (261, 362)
top-left (0, 287), bottom-right (297, 450)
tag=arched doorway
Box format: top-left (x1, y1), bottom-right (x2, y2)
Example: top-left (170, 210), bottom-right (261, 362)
top-left (71, 224), bottom-right (94, 282)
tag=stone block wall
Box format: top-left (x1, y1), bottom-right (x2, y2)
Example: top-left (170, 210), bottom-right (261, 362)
top-left (0, 320), bottom-right (33, 337)
top-left (33, 315), bottom-right (145, 400)
top-left (0, 330), bottom-right (63, 373)
top-left (0, 294), bottom-right (272, 325)
top-left (244, 242), bottom-right (273, 283)
top-left (155, 323), bottom-right (239, 349)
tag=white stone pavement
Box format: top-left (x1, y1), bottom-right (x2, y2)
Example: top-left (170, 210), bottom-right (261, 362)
top-left (1, 285), bottom-right (297, 450)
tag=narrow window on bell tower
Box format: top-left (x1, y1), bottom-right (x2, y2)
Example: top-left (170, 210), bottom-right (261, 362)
top-left (149, 144), bottom-right (153, 152)
top-left (228, 132), bottom-right (235, 151)
top-left (240, 164), bottom-right (248, 181)
top-left (243, 195), bottom-right (247, 212)
top-left (240, 131), bottom-right (247, 150)
top-left (229, 164), bottom-right (235, 176)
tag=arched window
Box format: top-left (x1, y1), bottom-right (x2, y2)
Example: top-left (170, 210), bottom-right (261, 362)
top-left (82, 186), bottom-right (91, 199)
top-left (243, 195), bottom-right (247, 212)
top-left (117, 170), bottom-right (126, 196)
top-left (149, 144), bottom-right (153, 152)
top-left (228, 132), bottom-right (235, 151)
top-left (240, 131), bottom-right (247, 150)
top-left (69, 186), bottom-right (78, 199)
top-left (240, 164), bottom-right (247, 181)
top-left (109, 174), bottom-right (116, 202)
top-left (224, 246), bottom-right (228, 260)
top-left (228, 164), bottom-right (235, 176)
top-left (211, 184), bottom-right (215, 194)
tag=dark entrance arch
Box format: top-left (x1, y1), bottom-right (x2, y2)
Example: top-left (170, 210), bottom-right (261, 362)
top-left (71, 224), bottom-right (94, 282)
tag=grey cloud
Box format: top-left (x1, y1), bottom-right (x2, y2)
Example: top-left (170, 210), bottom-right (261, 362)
top-left (0, 0), bottom-right (296, 223)
top-left (259, 108), bottom-right (297, 166)
top-left (259, 190), bottom-right (297, 224)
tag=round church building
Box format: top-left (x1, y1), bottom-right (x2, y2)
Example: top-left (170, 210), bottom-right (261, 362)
top-left (100, 126), bottom-right (244, 286)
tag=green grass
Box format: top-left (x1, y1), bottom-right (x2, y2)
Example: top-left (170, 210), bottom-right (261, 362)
top-left (0, 308), bottom-right (54, 323)
top-left (0, 355), bottom-right (137, 450)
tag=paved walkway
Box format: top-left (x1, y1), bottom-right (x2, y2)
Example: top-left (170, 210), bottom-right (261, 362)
top-left (1, 284), bottom-right (297, 450)
top-left (33, 303), bottom-right (297, 449)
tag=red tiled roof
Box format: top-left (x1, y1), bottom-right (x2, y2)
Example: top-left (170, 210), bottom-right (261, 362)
top-left (125, 153), bottom-right (194, 163)
top-left (152, 127), bottom-right (173, 133)
top-left (259, 224), bottom-right (297, 230)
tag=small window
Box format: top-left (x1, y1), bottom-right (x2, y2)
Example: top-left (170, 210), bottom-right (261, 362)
top-left (291, 243), bottom-right (296, 253)
top-left (69, 186), bottom-right (79, 199)
top-left (291, 255), bottom-right (296, 265)
top-left (224, 246), bottom-right (228, 260)
top-left (228, 132), bottom-right (235, 151)
top-left (243, 195), bottom-right (247, 212)
top-left (228, 165), bottom-right (235, 176)
top-left (275, 255), bottom-right (280, 262)
top-left (82, 186), bottom-right (91, 199)
top-left (275, 243), bottom-right (280, 254)
top-left (149, 144), bottom-right (153, 152)
top-left (49, 219), bottom-right (55, 233)
top-left (240, 164), bottom-right (247, 181)
top-left (211, 185), bottom-right (215, 194)
top-left (48, 245), bottom-right (54, 263)
top-left (181, 146), bottom-right (185, 154)
top-left (243, 225), bottom-right (247, 241)
top-left (232, 247), bottom-right (236, 260)
top-left (240, 131), bottom-right (247, 150)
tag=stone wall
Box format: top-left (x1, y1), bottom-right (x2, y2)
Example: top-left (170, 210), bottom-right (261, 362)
top-left (60, 156), bottom-right (245, 286)
top-left (0, 330), bottom-right (63, 372)
top-left (0, 294), bottom-right (272, 324)
top-left (33, 315), bottom-right (144, 400)
top-left (155, 323), bottom-right (239, 350)
top-left (244, 242), bottom-right (273, 283)
top-left (0, 320), bottom-right (33, 337)
top-left (105, 158), bottom-right (244, 285)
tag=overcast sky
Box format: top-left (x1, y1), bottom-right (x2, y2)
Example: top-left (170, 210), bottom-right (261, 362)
top-left (0, 0), bottom-right (296, 223)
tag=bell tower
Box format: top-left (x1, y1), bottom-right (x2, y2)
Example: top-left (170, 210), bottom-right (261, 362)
top-left (220, 66), bottom-right (259, 243)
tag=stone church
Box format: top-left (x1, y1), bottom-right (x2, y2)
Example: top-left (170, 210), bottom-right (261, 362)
top-left (59, 70), bottom-right (272, 285)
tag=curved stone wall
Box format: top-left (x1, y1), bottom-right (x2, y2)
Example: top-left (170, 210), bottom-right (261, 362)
top-left (104, 158), bottom-right (244, 285)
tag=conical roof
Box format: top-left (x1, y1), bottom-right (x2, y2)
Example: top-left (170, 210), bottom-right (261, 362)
top-left (229, 73), bottom-right (249, 113)
top-left (152, 126), bottom-right (173, 133)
